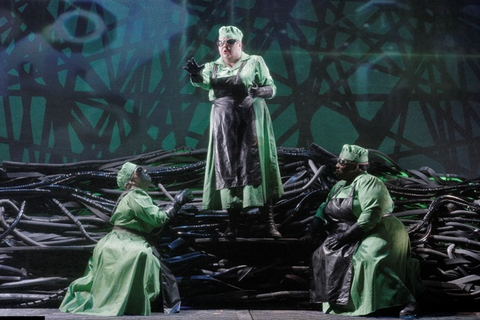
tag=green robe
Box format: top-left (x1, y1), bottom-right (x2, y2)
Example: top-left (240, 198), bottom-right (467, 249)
top-left (191, 52), bottom-right (283, 210)
top-left (59, 188), bottom-right (170, 316)
top-left (314, 172), bottom-right (424, 316)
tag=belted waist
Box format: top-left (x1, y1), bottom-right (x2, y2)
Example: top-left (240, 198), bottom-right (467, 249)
top-left (113, 225), bottom-right (148, 238)
top-left (112, 226), bottom-right (160, 258)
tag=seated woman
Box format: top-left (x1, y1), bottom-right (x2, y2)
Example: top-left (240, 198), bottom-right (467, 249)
top-left (303, 144), bottom-right (424, 317)
top-left (59, 162), bottom-right (192, 316)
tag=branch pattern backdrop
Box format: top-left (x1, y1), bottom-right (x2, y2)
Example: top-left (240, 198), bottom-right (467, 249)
top-left (0, 0), bottom-right (479, 177)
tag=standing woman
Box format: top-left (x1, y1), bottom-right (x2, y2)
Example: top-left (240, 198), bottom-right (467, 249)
top-left (303, 144), bottom-right (424, 317)
top-left (59, 162), bottom-right (193, 316)
top-left (184, 26), bottom-right (283, 238)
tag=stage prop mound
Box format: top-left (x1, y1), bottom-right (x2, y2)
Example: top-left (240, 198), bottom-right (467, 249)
top-left (0, 144), bottom-right (478, 310)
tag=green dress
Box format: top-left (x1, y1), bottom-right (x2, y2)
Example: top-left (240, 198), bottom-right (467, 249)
top-left (191, 52), bottom-right (283, 210)
top-left (59, 188), bottom-right (170, 316)
top-left (312, 172), bottom-right (424, 316)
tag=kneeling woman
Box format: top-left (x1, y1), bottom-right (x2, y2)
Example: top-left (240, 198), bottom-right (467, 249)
top-left (60, 162), bottom-right (192, 316)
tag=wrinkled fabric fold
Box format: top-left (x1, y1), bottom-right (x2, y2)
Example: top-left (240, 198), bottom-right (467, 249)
top-left (211, 61), bottom-right (261, 190)
top-left (59, 229), bottom-right (160, 316)
top-left (311, 224), bottom-right (359, 305)
top-left (311, 187), bottom-right (358, 305)
top-left (212, 96), bottom-right (260, 189)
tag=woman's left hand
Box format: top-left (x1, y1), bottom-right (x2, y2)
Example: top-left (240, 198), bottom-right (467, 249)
top-left (248, 81), bottom-right (273, 99)
top-left (324, 234), bottom-right (344, 250)
top-left (324, 223), bottom-right (363, 250)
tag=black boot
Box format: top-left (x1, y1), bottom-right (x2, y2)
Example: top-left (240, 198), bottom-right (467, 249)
top-left (264, 204), bottom-right (282, 239)
top-left (225, 209), bottom-right (239, 238)
top-left (399, 301), bottom-right (418, 318)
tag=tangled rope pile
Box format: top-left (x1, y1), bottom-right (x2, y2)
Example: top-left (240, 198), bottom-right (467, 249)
top-left (0, 145), bottom-right (478, 309)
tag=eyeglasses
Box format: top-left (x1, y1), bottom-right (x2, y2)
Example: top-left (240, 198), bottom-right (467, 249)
top-left (135, 166), bottom-right (146, 174)
top-left (337, 158), bottom-right (353, 166)
top-left (217, 39), bottom-right (238, 47)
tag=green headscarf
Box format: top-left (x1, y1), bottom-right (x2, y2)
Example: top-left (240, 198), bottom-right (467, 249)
top-left (218, 26), bottom-right (243, 41)
top-left (339, 144), bottom-right (369, 164)
top-left (117, 162), bottom-right (137, 189)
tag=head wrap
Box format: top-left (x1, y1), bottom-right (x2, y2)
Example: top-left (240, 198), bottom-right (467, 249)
top-left (117, 162), bottom-right (137, 189)
top-left (218, 26), bottom-right (243, 41)
top-left (339, 144), bottom-right (369, 164)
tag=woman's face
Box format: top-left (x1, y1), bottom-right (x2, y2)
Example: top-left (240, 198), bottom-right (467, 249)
top-left (335, 158), bottom-right (360, 181)
top-left (217, 38), bottom-right (242, 64)
top-left (132, 166), bottom-right (152, 190)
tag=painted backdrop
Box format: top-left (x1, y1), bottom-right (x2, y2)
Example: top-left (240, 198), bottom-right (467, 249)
top-left (0, 0), bottom-right (479, 177)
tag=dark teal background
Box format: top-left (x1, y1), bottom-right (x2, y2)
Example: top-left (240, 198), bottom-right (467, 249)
top-left (0, 0), bottom-right (479, 177)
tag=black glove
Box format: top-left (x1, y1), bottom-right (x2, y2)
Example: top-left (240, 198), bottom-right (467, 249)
top-left (164, 189), bottom-right (193, 219)
top-left (238, 96), bottom-right (254, 110)
top-left (183, 57), bottom-right (205, 76)
top-left (248, 81), bottom-right (273, 99)
top-left (324, 223), bottom-right (363, 250)
top-left (174, 188), bottom-right (193, 206)
top-left (300, 216), bottom-right (324, 243)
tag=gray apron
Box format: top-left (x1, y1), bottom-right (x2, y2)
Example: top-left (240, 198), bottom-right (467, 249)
top-left (310, 187), bottom-right (360, 305)
top-left (211, 61), bottom-right (261, 190)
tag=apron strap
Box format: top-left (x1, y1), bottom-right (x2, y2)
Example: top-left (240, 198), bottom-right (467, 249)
top-left (212, 64), bottom-right (218, 79)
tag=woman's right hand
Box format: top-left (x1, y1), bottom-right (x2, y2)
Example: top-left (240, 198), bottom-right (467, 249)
top-left (174, 188), bottom-right (194, 206)
top-left (183, 57), bottom-right (204, 76)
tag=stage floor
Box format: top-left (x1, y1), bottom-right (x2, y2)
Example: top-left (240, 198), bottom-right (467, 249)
top-left (0, 309), bottom-right (478, 320)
